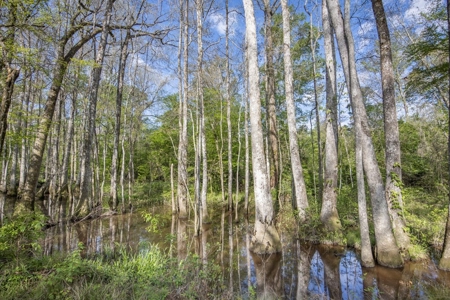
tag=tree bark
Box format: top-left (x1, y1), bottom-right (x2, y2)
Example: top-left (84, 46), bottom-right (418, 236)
top-left (280, 0), bottom-right (308, 221)
top-left (371, 0), bottom-right (411, 255)
top-left (177, 0), bottom-right (189, 219)
top-left (326, 0), bottom-right (402, 267)
top-left (263, 0), bottom-right (280, 195)
top-left (0, 67), bottom-right (20, 157)
top-left (196, 0), bottom-right (208, 224)
top-left (320, 0), bottom-right (341, 232)
top-left (243, 0), bottom-right (281, 254)
top-left (226, 0), bottom-right (233, 213)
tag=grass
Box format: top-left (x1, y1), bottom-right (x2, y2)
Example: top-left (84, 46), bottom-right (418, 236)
top-left (0, 243), bottom-right (233, 300)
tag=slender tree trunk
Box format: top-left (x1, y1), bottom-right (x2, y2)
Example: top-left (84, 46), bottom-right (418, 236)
top-left (326, 0), bottom-right (402, 267)
top-left (226, 0), bottom-right (233, 212)
top-left (19, 73), bottom-right (31, 193)
top-left (280, 0), bottom-right (308, 221)
top-left (177, 0), bottom-right (189, 219)
top-left (77, 0), bottom-right (114, 218)
top-left (196, 0), bottom-right (208, 224)
top-left (439, 0), bottom-right (450, 271)
top-left (8, 125), bottom-right (18, 196)
top-left (371, 0), bottom-right (411, 255)
top-left (244, 55), bottom-right (250, 216)
top-left (110, 31), bottom-right (130, 212)
top-left (243, 0), bottom-right (281, 254)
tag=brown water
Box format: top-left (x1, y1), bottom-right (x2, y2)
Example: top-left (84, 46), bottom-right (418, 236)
top-left (37, 205), bottom-right (450, 299)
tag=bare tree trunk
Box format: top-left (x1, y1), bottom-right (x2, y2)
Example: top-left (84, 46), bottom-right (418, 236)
top-left (326, 0), bottom-right (402, 267)
top-left (371, 0), bottom-right (411, 256)
top-left (243, 0), bottom-right (281, 254)
top-left (280, 0), bottom-right (308, 221)
top-left (263, 0), bottom-right (280, 197)
top-left (0, 67), bottom-right (20, 157)
top-left (244, 55), bottom-right (250, 216)
top-left (110, 31), bottom-right (130, 212)
top-left (321, 0), bottom-right (341, 232)
top-left (439, 0), bottom-right (450, 271)
top-left (19, 72), bottom-right (32, 193)
top-left (196, 0), bottom-right (207, 224)
top-left (226, 0), bottom-right (233, 213)
top-left (177, 0), bottom-right (189, 219)
top-left (77, 0), bottom-right (114, 218)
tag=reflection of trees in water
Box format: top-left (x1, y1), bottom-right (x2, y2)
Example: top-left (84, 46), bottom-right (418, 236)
top-left (339, 251), bottom-right (363, 299)
top-left (38, 209), bottom-right (449, 299)
top-left (251, 251), bottom-right (283, 299)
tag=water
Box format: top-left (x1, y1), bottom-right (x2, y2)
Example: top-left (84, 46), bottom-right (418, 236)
top-left (36, 206), bottom-right (450, 299)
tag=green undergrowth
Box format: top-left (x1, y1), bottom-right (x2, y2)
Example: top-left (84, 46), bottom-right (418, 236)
top-left (0, 215), bottom-right (232, 300)
top-left (0, 244), bottom-right (231, 300)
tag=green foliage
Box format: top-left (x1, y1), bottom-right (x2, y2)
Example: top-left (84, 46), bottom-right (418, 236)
top-left (0, 213), bottom-right (45, 264)
top-left (405, 0), bottom-right (448, 104)
top-left (0, 240), bottom-right (229, 300)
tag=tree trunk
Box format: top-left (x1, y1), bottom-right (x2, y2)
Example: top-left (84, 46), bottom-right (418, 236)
top-left (177, 0), bottom-right (189, 219)
top-left (439, 0), bottom-right (450, 271)
top-left (77, 0), bottom-right (114, 218)
top-left (0, 67), bottom-right (20, 157)
top-left (280, 0), bottom-right (308, 221)
top-left (263, 0), bottom-right (280, 195)
top-left (371, 0), bottom-right (411, 256)
top-left (110, 31), bottom-right (130, 212)
top-left (326, 0), bottom-right (402, 267)
top-left (320, 0), bottom-right (341, 232)
top-left (196, 0), bottom-right (208, 224)
top-left (226, 0), bottom-right (233, 213)
top-left (243, 0), bottom-right (281, 254)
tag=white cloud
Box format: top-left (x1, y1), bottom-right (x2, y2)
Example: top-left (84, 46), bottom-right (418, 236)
top-left (405, 0), bottom-right (431, 21)
top-left (208, 10), bottom-right (238, 36)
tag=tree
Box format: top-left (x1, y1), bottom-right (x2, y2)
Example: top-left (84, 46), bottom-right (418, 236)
top-left (326, 0), bottom-right (403, 267)
top-left (19, 3), bottom-right (105, 213)
top-left (261, 0), bottom-right (280, 195)
top-left (243, 0), bottom-right (281, 254)
top-left (177, 0), bottom-right (189, 219)
top-left (439, 0), bottom-right (450, 271)
top-left (320, 0), bottom-right (341, 233)
top-left (280, 0), bottom-right (308, 221)
top-left (371, 0), bottom-right (411, 255)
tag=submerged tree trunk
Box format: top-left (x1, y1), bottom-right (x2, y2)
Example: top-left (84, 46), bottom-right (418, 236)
top-left (243, 0), bottom-right (281, 254)
top-left (320, 0), bottom-right (341, 232)
top-left (371, 0), bottom-right (411, 256)
top-left (280, 0), bottom-right (308, 221)
top-left (326, 0), bottom-right (402, 267)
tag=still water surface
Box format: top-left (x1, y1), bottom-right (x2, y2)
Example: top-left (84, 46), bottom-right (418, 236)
top-left (41, 206), bottom-right (450, 299)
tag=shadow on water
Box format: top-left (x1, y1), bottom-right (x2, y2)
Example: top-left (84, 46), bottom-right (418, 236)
top-left (33, 204), bottom-right (450, 299)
